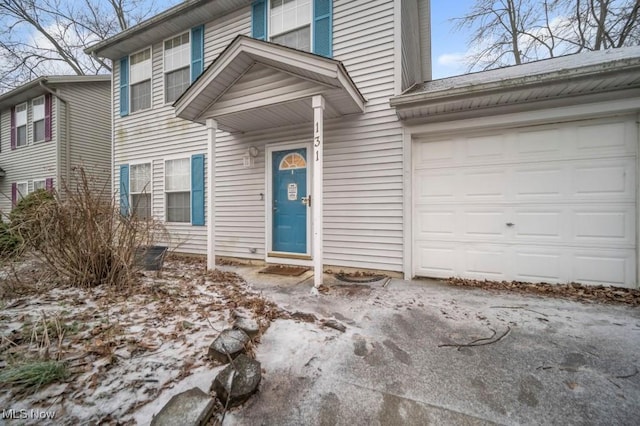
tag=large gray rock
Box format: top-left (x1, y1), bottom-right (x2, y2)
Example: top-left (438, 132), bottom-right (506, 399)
top-left (150, 387), bottom-right (214, 426)
top-left (233, 315), bottom-right (260, 339)
top-left (211, 354), bottom-right (262, 408)
top-left (208, 328), bottom-right (250, 363)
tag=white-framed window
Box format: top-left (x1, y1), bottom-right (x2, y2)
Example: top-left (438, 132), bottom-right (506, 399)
top-left (33, 179), bottom-right (46, 191)
top-left (130, 162), bottom-right (152, 218)
top-left (130, 48), bottom-right (152, 113)
top-left (15, 103), bottom-right (27, 147)
top-left (165, 158), bottom-right (190, 223)
top-left (269, 0), bottom-right (312, 51)
top-left (164, 32), bottom-right (191, 104)
top-left (32, 96), bottom-right (45, 142)
top-left (16, 181), bottom-right (28, 202)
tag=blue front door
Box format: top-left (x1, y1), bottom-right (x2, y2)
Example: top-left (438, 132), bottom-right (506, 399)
top-left (273, 148), bottom-right (307, 253)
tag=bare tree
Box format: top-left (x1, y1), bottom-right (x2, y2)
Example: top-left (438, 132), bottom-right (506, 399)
top-left (455, 0), bottom-right (640, 72)
top-left (0, 0), bottom-right (179, 93)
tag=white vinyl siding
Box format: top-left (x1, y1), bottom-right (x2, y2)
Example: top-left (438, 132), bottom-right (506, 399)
top-left (15, 103), bottom-right (27, 147)
top-left (130, 48), bottom-right (152, 112)
top-left (113, 0), bottom-right (404, 272)
top-left (0, 97), bottom-right (59, 215)
top-left (130, 162), bottom-right (152, 218)
top-left (164, 33), bottom-right (191, 103)
top-left (32, 96), bottom-right (45, 142)
top-left (165, 158), bottom-right (191, 222)
top-left (0, 80), bottom-right (110, 216)
top-left (270, 0), bottom-right (311, 51)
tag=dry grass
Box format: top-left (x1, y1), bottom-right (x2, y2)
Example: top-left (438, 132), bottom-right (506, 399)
top-left (9, 167), bottom-right (164, 290)
top-left (0, 360), bottom-right (68, 393)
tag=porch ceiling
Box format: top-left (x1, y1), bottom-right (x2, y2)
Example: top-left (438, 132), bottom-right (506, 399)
top-left (174, 35), bottom-right (365, 133)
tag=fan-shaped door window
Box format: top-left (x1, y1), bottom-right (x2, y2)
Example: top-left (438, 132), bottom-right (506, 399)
top-left (279, 152), bottom-right (306, 170)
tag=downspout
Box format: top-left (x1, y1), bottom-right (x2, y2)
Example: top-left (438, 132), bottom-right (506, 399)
top-left (39, 81), bottom-right (71, 190)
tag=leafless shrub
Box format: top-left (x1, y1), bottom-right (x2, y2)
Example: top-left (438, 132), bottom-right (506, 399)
top-left (10, 167), bottom-right (165, 290)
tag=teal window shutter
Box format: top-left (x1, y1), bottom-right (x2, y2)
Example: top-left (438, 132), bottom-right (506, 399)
top-left (191, 25), bottom-right (204, 82)
top-left (313, 0), bottom-right (332, 57)
top-left (251, 0), bottom-right (267, 40)
top-left (120, 164), bottom-right (130, 216)
top-left (119, 57), bottom-right (129, 117)
top-left (191, 154), bottom-right (205, 226)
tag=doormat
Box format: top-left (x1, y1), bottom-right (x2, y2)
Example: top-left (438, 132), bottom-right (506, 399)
top-left (259, 265), bottom-right (310, 276)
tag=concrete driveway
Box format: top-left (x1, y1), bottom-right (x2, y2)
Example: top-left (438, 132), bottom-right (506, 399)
top-left (224, 267), bottom-right (640, 425)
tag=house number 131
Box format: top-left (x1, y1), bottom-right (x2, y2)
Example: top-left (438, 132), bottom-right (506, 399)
top-left (314, 122), bottom-right (321, 162)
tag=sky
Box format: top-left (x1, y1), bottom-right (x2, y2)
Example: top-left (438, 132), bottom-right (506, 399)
top-left (430, 0), bottom-right (477, 79)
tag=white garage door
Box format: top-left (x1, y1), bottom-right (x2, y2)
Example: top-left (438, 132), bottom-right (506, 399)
top-left (413, 117), bottom-right (637, 287)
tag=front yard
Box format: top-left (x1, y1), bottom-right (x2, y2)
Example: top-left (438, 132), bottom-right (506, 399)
top-left (0, 255), bottom-right (287, 424)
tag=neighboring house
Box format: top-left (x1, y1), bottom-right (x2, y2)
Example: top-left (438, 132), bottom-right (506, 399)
top-left (86, 0), bottom-right (640, 289)
top-left (0, 76), bottom-right (112, 213)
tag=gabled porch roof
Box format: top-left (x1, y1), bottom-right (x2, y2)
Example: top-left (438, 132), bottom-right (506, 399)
top-left (174, 35), bottom-right (365, 132)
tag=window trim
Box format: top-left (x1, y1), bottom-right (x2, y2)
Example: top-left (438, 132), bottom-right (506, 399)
top-left (15, 102), bottom-right (28, 148)
top-left (128, 46), bottom-right (153, 114)
top-left (32, 95), bottom-right (46, 143)
top-left (15, 181), bottom-right (29, 202)
top-left (33, 178), bottom-right (46, 191)
top-left (164, 156), bottom-right (192, 224)
top-left (162, 31), bottom-right (192, 105)
top-left (268, 0), bottom-right (314, 50)
top-left (129, 160), bottom-right (153, 219)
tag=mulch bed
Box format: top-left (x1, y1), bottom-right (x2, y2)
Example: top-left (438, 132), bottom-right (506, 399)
top-left (447, 278), bottom-right (640, 306)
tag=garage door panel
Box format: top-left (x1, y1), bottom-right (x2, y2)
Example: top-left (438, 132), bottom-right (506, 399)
top-left (516, 128), bottom-right (563, 156)
top-left (577, 121), bottom-right (628, 152)
top-left (464, 170), bottom-right (507, 198)
top-left (415, 170), bottom-right (456, 201)
top-left (466, 134), bottom-right (506, 160)
top-left (514, 167), bottom-right (564, 198)
top-left (465, 248), bottom-right (507, 279)
top-left (574, 162), bottom-right (634, 197)
top-left (574, 208), bottom-right (635, 244)
top-left (513, 210), bottom-right (563, 239)
top-left (514, 250), bottom-right (563, 282)
top-left (416, 210), bottom-right (455, 237)
top-left (572, 250), bottom-right (634, 286)
top-left (414, 244), bottom-right (456, 277)
top-left (417, 138), bottom-right (456, 163)
top-left (413, 116), bottom-right (637, 287)
top-left (464, 210), bottom-right (508, 238)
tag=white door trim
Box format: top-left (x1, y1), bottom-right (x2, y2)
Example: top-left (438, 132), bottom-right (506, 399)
top-left (265, 141), bottom-right (313, 266)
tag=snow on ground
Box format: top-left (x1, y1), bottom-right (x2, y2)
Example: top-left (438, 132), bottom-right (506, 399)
top-left (0, 258), bottom-right (285, 425)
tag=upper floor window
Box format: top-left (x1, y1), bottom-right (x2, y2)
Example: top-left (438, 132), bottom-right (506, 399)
top-left (270, 0), bottom-right (311, 51)
top-left (164, 33), bottom-right (191, 103)
top-left (130, 48), bottom-right (152, 113)
top-left (15, 103), bottom-right (27, 147)
top-left (32, 96), bottom-right (45, 142)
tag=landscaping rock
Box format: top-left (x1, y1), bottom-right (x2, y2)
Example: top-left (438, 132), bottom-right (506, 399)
top-left (233, 315), bottom-right (260, 339)
top-left (150, 387), bottom-right (214, 426)
top-left (208, 328), bottom-right (250, 363)
top-left (321, 318), bottom-right (347, 333)
top-left (211, 354), bottom-right (261, 408)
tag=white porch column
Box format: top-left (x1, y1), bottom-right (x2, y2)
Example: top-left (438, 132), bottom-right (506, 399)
top-left (207, 118), bottom-right (218, 270)
top-left (312, 95), bottom-right (325, 288)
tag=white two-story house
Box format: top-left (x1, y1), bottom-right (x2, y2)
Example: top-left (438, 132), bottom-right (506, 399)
top-left (87, 0), bottom-right (640, 288)
top-left (0, 76), bottom-right (112, 213)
